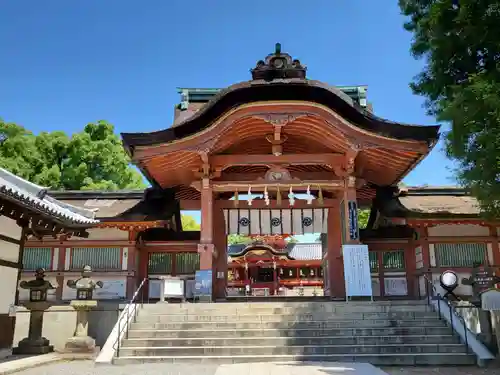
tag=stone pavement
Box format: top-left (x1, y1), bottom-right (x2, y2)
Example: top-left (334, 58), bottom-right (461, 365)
top-left (1, 359), bottom-right (388, 375)
top-left (3, 359), bottom-right (500, 375)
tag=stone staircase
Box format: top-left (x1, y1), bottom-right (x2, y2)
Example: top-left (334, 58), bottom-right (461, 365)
top-left (113, 300), bottom-right (477, 366)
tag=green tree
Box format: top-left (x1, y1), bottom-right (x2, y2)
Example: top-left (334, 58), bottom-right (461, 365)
top-left (181, 214), bottom-right (200, 231)
top-left (0, 119), bottom-right (145, 190)
top-left (358, 209), bottom-right (370, 229)
top-left (399, 0), bottom-right (500, 218)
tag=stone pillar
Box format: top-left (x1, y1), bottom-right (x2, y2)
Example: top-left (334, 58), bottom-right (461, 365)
top-left (64, 300), bottom-right (98, 353)
top-left (13, 302), bottom-right (53, 354)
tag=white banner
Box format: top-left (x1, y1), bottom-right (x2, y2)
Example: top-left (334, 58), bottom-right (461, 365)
top-left (342, 244), bottom-right (373, 299)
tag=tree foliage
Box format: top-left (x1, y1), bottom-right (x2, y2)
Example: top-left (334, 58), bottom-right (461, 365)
top-left (0, 119), bottom-right (145, 190)
top-left (181, 214), bottom-right (200, 231)
top-left (358, 209), bottom-right (370, 229)
top-left (399, 0), bottom-right (500, 217)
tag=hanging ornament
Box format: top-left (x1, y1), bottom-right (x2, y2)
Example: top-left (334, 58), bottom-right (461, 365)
top-left (310, 269), bottom-right (315, 276)
top-left (280, 268), bottom-right (284, 275)
top-left (234, 190), bottom-right (239, 207)
top-left (276, 186), bottom-right (282, 206)
top-left (264, 185), bottom-right (270, 206)
top-left (318, 186), bottom-right (324, 206)
top-left (306, 185), bottom-right (313, 205)
top-left (289, 269), bottom-right (293, 277)
top-left (288, 186), bottom-right (295, 206)
top-left (247, 186), bottom-right (253, 206)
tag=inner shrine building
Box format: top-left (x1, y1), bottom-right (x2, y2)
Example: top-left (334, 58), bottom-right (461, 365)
top-left (21, 45), bottom-right (500, 301)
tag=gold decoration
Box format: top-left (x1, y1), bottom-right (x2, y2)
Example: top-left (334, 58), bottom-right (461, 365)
top-left (318, 186), bottom-right (324, 206)
top-left (277, 186), bottom-right (282, 206)
top-left (234, 190), bottom-right (239, 207)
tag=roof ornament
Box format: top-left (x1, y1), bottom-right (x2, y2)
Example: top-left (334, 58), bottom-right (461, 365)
top-left (251, 43), bottom-right (307, 81)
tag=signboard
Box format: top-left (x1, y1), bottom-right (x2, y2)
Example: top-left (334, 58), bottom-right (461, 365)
top-left (348, 201), bottom-right (359, 240)
top-left (163, 278), bottom-right (184, 298)
top-left (462, 264), bottom-right (500, 298)
top-left (62, 277), bottom-right (126, 300)
top-left (342, 244), bottom-right (373, 299)
top-left (194, 270), bottom-right (212, 297)
top-left (384, 277), bottom-right (408, 296)
top-left (148, 279), bottom-right (162, 299)
top-left (482, 289), bottom-right (500, 311)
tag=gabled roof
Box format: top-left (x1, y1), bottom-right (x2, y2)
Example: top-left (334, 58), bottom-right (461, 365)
top-left (122, 79), bottom-right (440, 151)
top-left (122, 45), bottom-right (439, 152)
top-left (0, 167), bottom-right (98, 226)
top-left (377, 186), bottom-right (483, 218)
top-left (48, 188), bottom-right (178, 222)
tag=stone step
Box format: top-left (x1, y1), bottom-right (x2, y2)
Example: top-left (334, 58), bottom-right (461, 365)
top-left (116, 343), bottom-right (468, 357)
top-left (112, 353), bottom-right (476, 366)
top-left (142, 303), bottom-right (432, 314)
top-left (136, 311), bottom-right (439, 322)
top-left (129, 319), bottom-right (447, 330)
top-left (121, 335), bottom-right (461, 347)
top-left (127, 326), bottom-right (454, 338)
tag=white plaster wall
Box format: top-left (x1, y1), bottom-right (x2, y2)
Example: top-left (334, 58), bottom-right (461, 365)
top-left (0, 265), bottom-right (18, 314)
top-left (0, 216), bottom-right (22, 241)
top-left (13, 305), bottom-right (77, 351)
top-left (429, 244), bottom-right (436, 267)
top-left (0, 238), bottom-right (20, 263)
top-left (428, 224), bottom-right (490, 237)
top-left (18, 276), bottom-right (58, 302)
top-left (68, 228), bottom-right (128, 241)
top-left (62, 276), bottom-right (127, 300)
top-left (487, 243), bottom-right (494, 266)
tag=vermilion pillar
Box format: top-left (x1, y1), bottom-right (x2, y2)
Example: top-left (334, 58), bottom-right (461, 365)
top-left (327, 199), bottom-right (344, 299)
top-left (198, 178), bottom-right (215, 270)
top-left (213, 206), bottom-right (227, 299)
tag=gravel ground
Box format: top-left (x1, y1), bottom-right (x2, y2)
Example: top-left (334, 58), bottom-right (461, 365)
top-left (10, 361), bottom-right (500, 375)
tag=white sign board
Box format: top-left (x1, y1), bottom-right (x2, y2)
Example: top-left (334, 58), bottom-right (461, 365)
top-left (62, 277), bottom-right (126, 300)
top-left (384, 277), bottom-right (408, 296)
top-left (342, 244), bottom-right (373, 299)
top-left (482, 290), bottom-right (500, 311)
top-left (164, 278), bottom-right (184, 298)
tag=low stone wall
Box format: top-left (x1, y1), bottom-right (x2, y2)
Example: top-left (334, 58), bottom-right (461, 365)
top-left (453, 301), bottom-right (498, 353)
top-left (13, 301), bottom-right (124, 352)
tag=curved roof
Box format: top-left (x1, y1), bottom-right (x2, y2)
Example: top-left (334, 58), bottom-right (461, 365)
top-left (228, 242), bottom-right (322, 260)
top-left (122, 79), bottom-right (439, 152)
top-left (0, 167), bottom-right (98, 226)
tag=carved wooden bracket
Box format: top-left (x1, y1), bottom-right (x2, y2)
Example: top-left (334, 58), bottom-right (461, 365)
top-left (254, 113), bottom-right (307, 126)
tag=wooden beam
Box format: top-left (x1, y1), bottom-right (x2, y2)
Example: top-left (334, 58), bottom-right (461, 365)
top-left (215, 199), bottom-right (337, 209)
top-left (216, 171), bottom-right (336, 182)
top-left (210, 153), bottom-right (344, 169)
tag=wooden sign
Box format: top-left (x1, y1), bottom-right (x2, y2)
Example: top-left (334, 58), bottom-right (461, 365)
top-left (348, 201), bottom-right (359, 240)
top-left (462, 264), bottom-right (500, 298)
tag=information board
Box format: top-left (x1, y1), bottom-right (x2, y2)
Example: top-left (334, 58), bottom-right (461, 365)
top-left (194, 270), bottom-right (212, 297)
top-left (163, 278), bottom-right (184, 298)
top-left (342, 244), bottom-right (373, 299)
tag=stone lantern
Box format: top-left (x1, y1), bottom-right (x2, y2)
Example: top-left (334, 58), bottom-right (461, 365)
top-left (64, 265), bottom-right (103, 353)
top-left (13, 268), bottom-right (55, 354)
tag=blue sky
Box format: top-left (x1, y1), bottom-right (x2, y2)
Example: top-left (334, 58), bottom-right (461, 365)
top-left (0, 1), bottom-right (456, 232)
